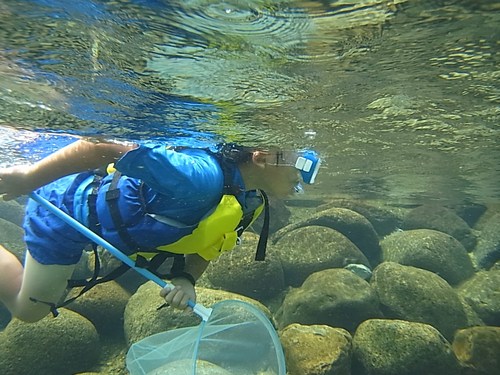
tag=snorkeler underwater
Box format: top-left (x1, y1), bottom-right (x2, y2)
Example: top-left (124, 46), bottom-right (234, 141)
top-left (0, 1), bottom-right (499, 374)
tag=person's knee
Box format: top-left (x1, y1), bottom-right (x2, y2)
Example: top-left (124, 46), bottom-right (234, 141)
top-left (11, 303), bottom-right (50, 323)
top-left (14, 312), bottom-right (45, 323)
top-left (10, 289), bottom-right (53, 323)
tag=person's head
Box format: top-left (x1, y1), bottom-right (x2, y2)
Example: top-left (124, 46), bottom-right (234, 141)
top-left (217, 143), bottom-right (321, 198)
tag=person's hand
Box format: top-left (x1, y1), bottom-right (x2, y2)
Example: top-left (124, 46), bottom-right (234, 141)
top-left (0, 165), bottom-right (32, 200)
top-left (159, 277), bottom-right (196, 313)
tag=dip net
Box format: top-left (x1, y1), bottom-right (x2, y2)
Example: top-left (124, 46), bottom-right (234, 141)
top-left (126, 299), bottom-right (286, 375)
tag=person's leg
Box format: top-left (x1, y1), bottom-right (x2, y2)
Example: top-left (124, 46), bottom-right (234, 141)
top-left (0, 247), bottom-right (75, 322)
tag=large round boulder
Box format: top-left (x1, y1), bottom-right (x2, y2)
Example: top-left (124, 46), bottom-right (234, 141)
top-left (473, 212), bottom-right (500, 269)
top-left (458, 269), bottom-right (500, 326)
top-left (316, 198), bottom-right (405, 236)
top-left (352, 319), bottom-right (461, 375)
top-left (274, 225), bottom-right (370, 287)
top-left (280, 323), bottom-right (352, 375)
top-left (371, 262), bottom-right (469, 340)
top-left (452, 326), bottom-right (500, 375)
top-left (0, 309), bottom-right (100, 375)
top-left (205, 232), bottom-right (285, 301)
top-left (65, 280), bottom-right (131, 336)
top-left (275, 268), bottom-right (381, 332)
top-left (380, 229), bottom-right (475, 285)
top-left (0, 199), bottom-right (25, 226)
top-left (273, 207), bottom-right (382, 265)
top-left (402, 205), bottom-right (477, 250)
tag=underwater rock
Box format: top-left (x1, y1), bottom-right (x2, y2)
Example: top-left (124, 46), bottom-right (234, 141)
top-left (206, 232), bottom-right (285, 301)
top-left (148, 358), bottom-right (280, 375)
top-left (402, 205), bottom-right (477, 251)
top-left (472, 212), bottom-right (500, 269)
top-left (148, 359), bottom-right (232, 375)
top-left (0, 198), bottom-right (25, 226)
top-left (0, 303), bottom-right (11, 330)
top-left (458, 295), bottom-right (485, 328)
top-left (317, 198), bottom-right (406, 236)
top-left (275, 268), bottom-right (381, 332)
top-left (0, 309), bottom-right (100, 375)
top-left (458, 269), bottom-right (500, 326)
top-left (450, 202), bottom-right (487, 228)
top-left (280, 323), bottom-right (351, 375)
top-left (371, 262), bottom-right (469, 340)
top-left (380, 229), bottom-right (475, 285)
top-left (344, 263), bottom-right (372, 280)
top-left (124, 281), bottom-right (199, 346)
top-left (452, 326), bottom-right (500, 375)
top-left (272, 207), bottom-right (382, 265)
top-left (275, 225), bottom-right (370, 287)
top-left (65, 280), bottom-right (131, 336)
top-left (124, 283), bottom-right (272, 345)
top-left (352, 319), bottom-right (461, 375)
top-left (0, 217), bottom-right (25, 263)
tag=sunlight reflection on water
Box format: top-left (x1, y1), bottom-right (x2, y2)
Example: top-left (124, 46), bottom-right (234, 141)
top-left (0, 0), bottom-right (498, 204)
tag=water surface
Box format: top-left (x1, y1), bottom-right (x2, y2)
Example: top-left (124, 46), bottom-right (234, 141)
top-left (0, 0), bottom-right (499, 205)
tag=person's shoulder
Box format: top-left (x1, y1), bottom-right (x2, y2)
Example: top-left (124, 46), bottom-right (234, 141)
top-left (176, 147), bottom-right (213, 157)
top-left (129, 143), bottom-right (219, 168)
top-left (136, 143), bottom-right (211, 154)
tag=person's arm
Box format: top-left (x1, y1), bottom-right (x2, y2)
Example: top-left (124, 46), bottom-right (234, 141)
top-left (0, 138), bottom-right (136, 200)
top-left (159, 253), bottom-right (210, 311)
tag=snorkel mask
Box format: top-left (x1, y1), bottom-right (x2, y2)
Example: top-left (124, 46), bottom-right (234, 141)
top-left (271, 149), bottom-right (321, 192)
top-left (294, 150), bottom-right (321, 184)
top-left (216, 142), bottom-right (321, 193)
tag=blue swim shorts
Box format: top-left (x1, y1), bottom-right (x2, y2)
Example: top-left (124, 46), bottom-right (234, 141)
top-left (23, 173), bottom-right (93, 265)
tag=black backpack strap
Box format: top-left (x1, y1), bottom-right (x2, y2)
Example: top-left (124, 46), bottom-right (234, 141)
top-left (105, 171), bottom-right (143, 253)
top-left (254, 189), bottom-right (269, 261)
top-left (134, 252), bottom-right (179, 279)
top-left (54, 263), bottom-right (131, 311)
top-left (87, 172), bottom-right (103, 234)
